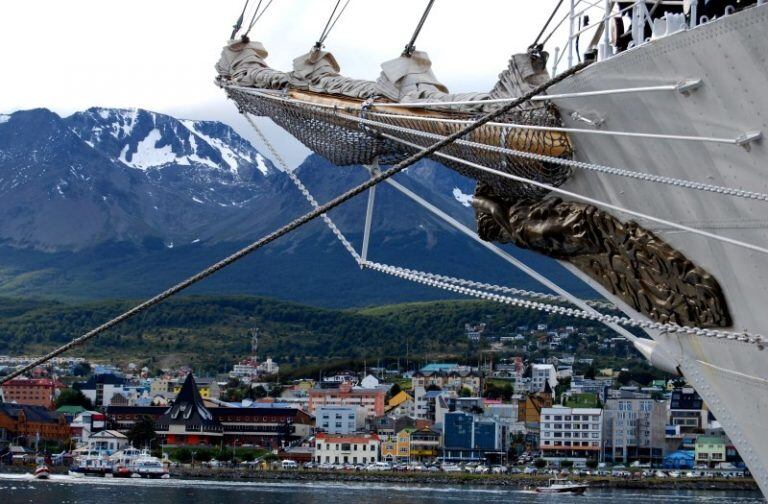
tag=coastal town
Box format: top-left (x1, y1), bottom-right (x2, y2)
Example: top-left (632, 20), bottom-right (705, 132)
top-left (0, 323), bottom-right (753, 487)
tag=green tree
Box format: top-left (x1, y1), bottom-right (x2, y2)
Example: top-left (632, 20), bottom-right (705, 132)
top-left (55, 388), bottom-right (93, 410)
top-left (126, 416), bottom-right (157, 449)
top-left (534, 458), bottom-right (547, 469)
top-left (174, 447), bottom-right (192, 463)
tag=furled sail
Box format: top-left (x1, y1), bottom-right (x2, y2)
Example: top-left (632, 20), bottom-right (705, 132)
top-left (216, 40), bottom-right (573, 200)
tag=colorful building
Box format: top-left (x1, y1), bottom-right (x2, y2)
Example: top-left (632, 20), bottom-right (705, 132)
top-left (695, 436), bottom-right (726, 467)
top-left (308, 382), bottom-right (386, 418)
top-left (0, 403), bottom-right (69, 442)
top-left (1, 378), bottom-right (64, 409)
top-left (410, 428), bottom-right (441, 460)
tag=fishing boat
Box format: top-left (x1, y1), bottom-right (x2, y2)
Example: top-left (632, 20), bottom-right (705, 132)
top-left (213, 0), bottom-right (768, 497)
top-left (535, 478), bottom-right (589, 494)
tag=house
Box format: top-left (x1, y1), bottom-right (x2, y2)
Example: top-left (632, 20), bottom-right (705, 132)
top-left (385, 390), bottom-right (414, 416)
top-left (540, 407), bottom-right (603, 464)
top-left (1, 378), bottom-right (64, 409)
top-left (0, 403), bottom-right (69, 442)
top-left (695, 436), bottom-right (726, 467)
top-left (69, 410), bottom-right (106, 444)
top-left (314, 433), bottom-right (380, 465)
top-left (87, 430), bottom-right (129, 455)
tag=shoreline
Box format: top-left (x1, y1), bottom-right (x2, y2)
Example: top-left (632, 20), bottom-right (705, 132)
top-left (0, 466), bottom-right (758, 492)
top-left (170, 467), bottom-right (760, 492)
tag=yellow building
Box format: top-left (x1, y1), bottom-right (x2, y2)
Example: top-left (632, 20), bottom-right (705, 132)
top-left (381, 437), bottom-right (398, 461)
top-left (397, 428), bottom-right (414, 460)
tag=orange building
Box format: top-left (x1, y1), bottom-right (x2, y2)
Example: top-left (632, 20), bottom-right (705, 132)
top-left (0, 403), bottom-right (70, 442)
top-left (1, 378), bottom-right (63, 409)
top-left (308, 382), bottom-right (386, 418)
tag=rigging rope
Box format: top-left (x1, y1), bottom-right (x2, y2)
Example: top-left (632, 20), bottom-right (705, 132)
top-left (362, 261), bottom-right (764, 345)
top-left (0, 60), bottom-right (591, 385)
top-left (315, 0), bottom-right (351, 50)
top-left (244, 113), bottom-right (615, 311)
top-left (339, 114), bottom-right (768, 203)
top-left (531, 0), bottom-right (566, 50)
top-left (230, 0), bottom-right (251, 40)
top-left (243, 0), bottom-right (275, 37)
top-left (381, 132), bottom-right (768, 257)
top-left (403, 0), bottom-right (437, 56)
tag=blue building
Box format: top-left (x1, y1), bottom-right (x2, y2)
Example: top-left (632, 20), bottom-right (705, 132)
top-left (442, 411), bottom-right (505, 462)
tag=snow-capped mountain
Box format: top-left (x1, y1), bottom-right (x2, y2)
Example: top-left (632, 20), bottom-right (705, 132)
top-left (0, 107), bottom-right (579, 306)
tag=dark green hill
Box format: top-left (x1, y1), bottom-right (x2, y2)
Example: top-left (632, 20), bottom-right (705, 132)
top-left (0, 295), bottom-right (611, 373)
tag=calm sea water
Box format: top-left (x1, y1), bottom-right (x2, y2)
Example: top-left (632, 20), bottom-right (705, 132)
top-left (0, 474), bottom-right (762, 504)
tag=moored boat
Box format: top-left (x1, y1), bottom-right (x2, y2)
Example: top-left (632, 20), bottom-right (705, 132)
top-left (535, 478), bottom-right (589, 494)
top-left (130, 451), bottom-right (169, 479)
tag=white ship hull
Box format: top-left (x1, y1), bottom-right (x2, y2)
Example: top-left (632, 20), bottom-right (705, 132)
top-left (548, 4), bottom-right (768, 495)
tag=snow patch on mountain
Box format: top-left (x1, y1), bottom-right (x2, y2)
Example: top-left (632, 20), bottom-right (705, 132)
top-left (181, 120), bottom-right (252, 176)
top-left (126, 129), bottom-right (176, 170)
top-left (452, 187), bottom-right (473, 207)
top-left (0, 114), bottom-right (10, 124)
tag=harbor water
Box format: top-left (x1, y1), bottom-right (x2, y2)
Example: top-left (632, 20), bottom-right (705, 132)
top-left (0, 474), bottom-right (762, 504)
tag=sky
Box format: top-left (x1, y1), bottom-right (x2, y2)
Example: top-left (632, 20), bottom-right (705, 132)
top-left (0, 0), bottom-right (575, 167)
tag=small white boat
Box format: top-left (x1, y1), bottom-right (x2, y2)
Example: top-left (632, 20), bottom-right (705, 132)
top-left (535, 478), bottom-right (588, 494)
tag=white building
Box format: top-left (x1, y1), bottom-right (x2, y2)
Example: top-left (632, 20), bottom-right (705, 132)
top-left (531, 364), bottom-right (558, 392)
top-left (540, 407), bottom-right (603, 463)
top-left (315, 406), bottom-right (365, 434)
top-left (314, 433), bottom-right (381, 465)
top-left (359, 374), bottom-right (380, 389)
top-left (84, 430), bottom-right (129, 455)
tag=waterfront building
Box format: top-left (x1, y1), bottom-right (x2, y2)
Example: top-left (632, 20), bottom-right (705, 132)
top-left (110, 374), bottom-right (312, 448)
top-left (540, 406), bottom-right (603, 463)
top-left (308, 382), bottom-right (386, 418)
top-left (86, 430), bottom-right (129, 455)
top-left (602, 393), bottom-right (667, 464)
top-left (695, 435), bottom-right (727, 467)
top-left (410, 427), bottom-right (441, 460)
top-left (1, 378), bottom-right (64, 409)
top-left (669, 387), bottom-right (709, 433)
top-left (0, 403), bottom-right (69, 442)
top-left (315, 406), bottom-right (365, 434)
top-left (442, 411), bottom-right (504, 462)
top-left (314, 433), bottom-right (380, 465)
top-left (531, 364), bottom-right (558, 392)
top-left (156, 373), bottom-right (224, 446)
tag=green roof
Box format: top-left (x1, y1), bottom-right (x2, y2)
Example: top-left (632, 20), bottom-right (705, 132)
top-left (695, 436), bottom-right (725, 445)
top-left (56, 405), bottom-right (86, 414)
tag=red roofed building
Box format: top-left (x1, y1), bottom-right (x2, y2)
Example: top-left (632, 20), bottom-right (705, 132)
top-left (308, 382), bottom-right (386, 418)
top-left (1, 378), bottom-right (64, 409)
top-left (314, 432), bottom-right (381, 465)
